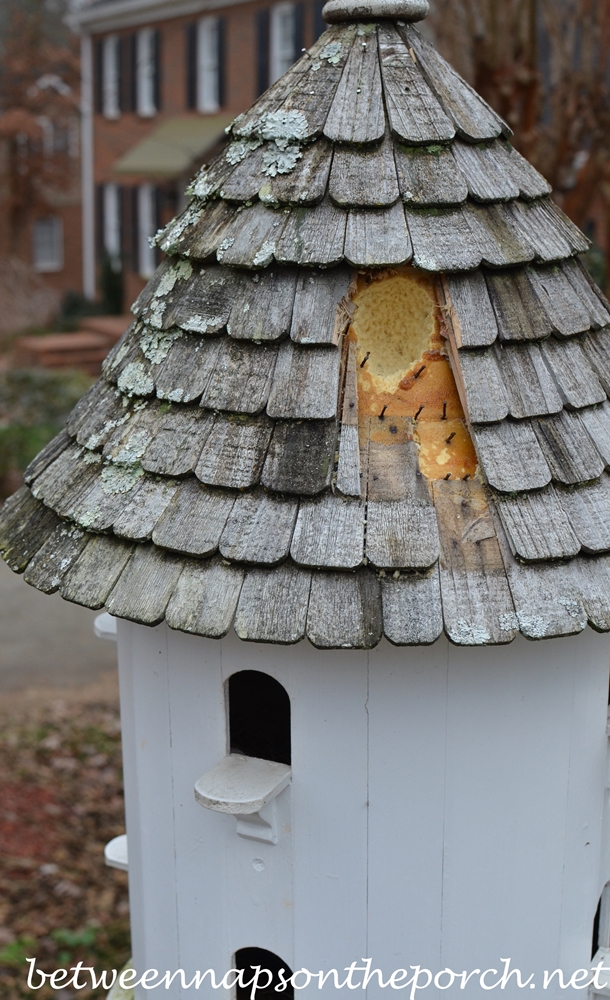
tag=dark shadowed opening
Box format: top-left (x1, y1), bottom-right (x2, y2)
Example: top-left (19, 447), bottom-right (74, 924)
top-left (235, 948), bottom-right (294, 1000)
top-left (593, 895), bottom-right (602, 959)
top-left (228, 671), bottom-right (291, 765)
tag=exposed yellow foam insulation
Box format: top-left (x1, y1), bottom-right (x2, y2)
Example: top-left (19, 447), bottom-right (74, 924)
top-left (350, 269), bottom-right (478, 482)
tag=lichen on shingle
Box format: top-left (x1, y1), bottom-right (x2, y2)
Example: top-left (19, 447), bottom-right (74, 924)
top-left (117, 363), bottom-right (155, 398)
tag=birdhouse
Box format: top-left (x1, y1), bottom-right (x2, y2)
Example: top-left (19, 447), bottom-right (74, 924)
top-left (4, 0), bottom-right (610, 995)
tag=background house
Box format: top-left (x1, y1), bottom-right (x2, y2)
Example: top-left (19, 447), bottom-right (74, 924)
top-left (0, 2), bottom-right (82, 333)
top-left (69, 0), bottom-right (329, 308)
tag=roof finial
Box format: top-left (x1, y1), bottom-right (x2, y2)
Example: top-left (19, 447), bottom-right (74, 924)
top-left (323, 0), bottom-right (429, 23)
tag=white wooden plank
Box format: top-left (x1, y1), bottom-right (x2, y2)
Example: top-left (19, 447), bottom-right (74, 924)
top-left (159, 628), bottom-right (232, 980)
top-left (366, 640), bottom-right (447, 974)
top-left (115, 621), bottom-right (181, 980)
top-left (439, 632), bottom-right (606, 979)
top-left (289, 642), bottom-right (368, 995)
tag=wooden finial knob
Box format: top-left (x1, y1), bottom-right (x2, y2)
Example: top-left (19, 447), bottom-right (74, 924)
top-left (323, 0), bottom-right (429, 22)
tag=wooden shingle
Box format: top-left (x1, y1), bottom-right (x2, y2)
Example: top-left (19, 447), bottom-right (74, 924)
top-left (324, 27), bottom-right (385, 145)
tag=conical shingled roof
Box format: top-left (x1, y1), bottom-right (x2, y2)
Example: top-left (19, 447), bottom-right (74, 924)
top-left (3, 0), bottom-right (610, 649)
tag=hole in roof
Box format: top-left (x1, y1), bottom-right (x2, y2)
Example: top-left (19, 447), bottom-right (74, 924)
top-left (349, 268), bottom-right (478, 482)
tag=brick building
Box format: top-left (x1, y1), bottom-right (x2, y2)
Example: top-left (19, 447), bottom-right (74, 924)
top-left (69, 0), bottom-right (328, 306)
top-left (0, 75), bottom-right (83, 323)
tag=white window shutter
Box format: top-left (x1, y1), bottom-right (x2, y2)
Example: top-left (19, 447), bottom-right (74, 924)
top-left (102, 35), bottom-right (120, 118)
top-left (103, 183), bottom-right (121, 270)
top-left (197, 17), bottom-right (220, 113)
top-left (270, 3), bottom-right (296, 84)
top-left (137, 28), bottom-right (157, 117)
top-left (33, 218), bottom-right (64, 273)
top-left (138, 184), bottom-right (157, 279)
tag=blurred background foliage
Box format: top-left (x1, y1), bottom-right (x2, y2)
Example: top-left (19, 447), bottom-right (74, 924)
top-left (0, 368), bottom-right (92, 478)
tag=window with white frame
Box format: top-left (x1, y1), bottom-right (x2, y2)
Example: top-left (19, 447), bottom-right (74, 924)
top-left (270, 3), bottom-right (296, 84)
top-left (138, 184), bottom-right (157, 278)
top-left (197, 17), bottom-right (220, 112)
top-left (33, 217), bottom-right (64, 272)
top-left (137, 28), bottom-right (158, 117)
top-left (103, 183), bottom-right (122, 270)
top-left (102, 35), bottom-right (121, 118)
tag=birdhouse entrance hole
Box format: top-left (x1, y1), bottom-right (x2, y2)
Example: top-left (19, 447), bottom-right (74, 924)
top-left (228, 671), bottom-right (291, 766)
top-left (592, 883), bottom-right (610, 959)
top-left (235, 948), bottom-right (294, 999)
top-left (350, 269), bottom-right (478, 483)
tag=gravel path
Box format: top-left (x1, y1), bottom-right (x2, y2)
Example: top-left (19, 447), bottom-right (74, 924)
top-left (0, 559), bottom-right (117, 692)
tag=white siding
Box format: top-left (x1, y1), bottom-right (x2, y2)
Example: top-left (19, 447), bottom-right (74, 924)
top-left (118, 624), bottom-right (610, 1000)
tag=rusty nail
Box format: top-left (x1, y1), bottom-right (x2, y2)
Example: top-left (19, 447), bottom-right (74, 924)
top-left (414, 405), bottom-right (424, 420)
top-left (442, 401), bottom-right (447, 421)
top-left (444, 473), bottom-right (452, 481)
top-left (414, 365), bottom-right (427, 379)
top-left (463, 474), bottom-right (471, 481)
top-left (446, 432), bottom-right (456, 445)
top-left (360, 352), bottom-right (371, 369)
top-left (379, 405), bottom-right (387, 420)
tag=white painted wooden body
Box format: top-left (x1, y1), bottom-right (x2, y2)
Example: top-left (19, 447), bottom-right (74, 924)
top-left (116, 622), bottom-right (610, 999)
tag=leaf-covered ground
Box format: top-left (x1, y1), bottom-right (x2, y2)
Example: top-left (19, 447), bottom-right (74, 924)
top-left (0, 690), bottom-right (130, 998)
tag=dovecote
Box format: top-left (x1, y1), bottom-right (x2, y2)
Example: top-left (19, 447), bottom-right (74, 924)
top-left (3, 0), bottom-right (610, 992)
